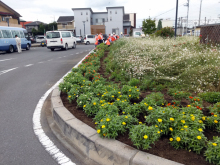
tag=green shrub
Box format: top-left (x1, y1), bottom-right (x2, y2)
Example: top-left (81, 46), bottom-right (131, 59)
top-left (141, 92), bottom-right (166, 107)
top-left (155, 27), bottom-right (174, 38)
top-left (199, 92), bottom-right (220, 103)
top-left (204, 136), bottom-right (220, 165)
top-left (83, 97), bottom-right (100, 116)
top-left (128, 78), bottom-right (140, 87)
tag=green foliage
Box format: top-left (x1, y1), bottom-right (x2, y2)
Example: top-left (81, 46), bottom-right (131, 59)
top-left (129, 125), bottom-right (161, 150)
top-left (199, 92), bottom-right (220, 103)
top-left (155, 27), bottom-right (174, 38)
top-left (157, 19), bottom-right (162, 31)
top-left (141, 92), bottom-right (166, 106)
top-left (142, 18), bottom-right (156, 35)
top-left (83, 97), bottom-right (100, 117)
top-left (128, 78), bottom-right (140, 87)
top-left (204, 136), bottom-right (220, 165)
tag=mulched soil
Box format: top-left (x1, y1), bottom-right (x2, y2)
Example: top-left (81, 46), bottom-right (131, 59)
top-left (60, 50), bottom-right (219, 165)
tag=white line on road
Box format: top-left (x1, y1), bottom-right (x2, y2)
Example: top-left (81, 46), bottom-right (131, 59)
top-left (48, 59), bottom-right (53, 61)
top-left (63, 56), bottom-right (66, 57)
top-left (32, 51), bottom-right (92, 165)
top-left (0, 58), bottom-right (15, 62)
top-left (0, 67), bottom-right (18, 75)
top-left (38, 61), bottom-right (44, 63)
top-left (70, 54), bottom-right (73, 55)
top-left (25, 64), bottom-right (33, 67)
top-left (58, 57), bottom-right (62, 59)
top-left (80, 52), bottom-right (83, 53)
top-left (76, 52), bottom-right (79, 54)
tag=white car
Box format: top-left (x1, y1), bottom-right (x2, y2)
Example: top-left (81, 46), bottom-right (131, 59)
top-left (84, 35), bottom-right (95, 45)
top-left (46, 31), bottom-right (77, 51)
top-left (36, 36), bottom-right (46, 43)
top-left (75, 35), bottom-right (83, 43)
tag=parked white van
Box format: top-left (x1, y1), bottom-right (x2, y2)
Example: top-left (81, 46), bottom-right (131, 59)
top-left (84, 34), bottom-right (95, 45)
top-left (46, 31), bottom-right (77, 51)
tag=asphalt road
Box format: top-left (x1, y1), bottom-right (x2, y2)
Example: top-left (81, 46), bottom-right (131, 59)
top-left (0, 45), bottom-right (94, 165)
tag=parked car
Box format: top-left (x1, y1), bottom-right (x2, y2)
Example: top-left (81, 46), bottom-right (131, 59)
top-left (30, 36), bottom-right (36, 43)
top-left (84, 35), bottom-right (95, 45)
top-left (133, 31), bottom-right (142, 37)
top-left (76, 35), bottom-right (84, 43)
top-left (46, 31), bottom-right (77, 51)
top-left (41, 40), bottom-right (46, 47)
top-left (36, 36), bottom-right (46, 43)
top-left (124, 34), bottom-right (130, 37)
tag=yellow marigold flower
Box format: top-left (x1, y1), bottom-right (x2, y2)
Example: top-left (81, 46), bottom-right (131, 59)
top-left (176, 137), bottom-right (181, 142)
top-left (106, 118), bottom-right (110, 122)
top-left (212, 143), bottom-right (217, 146)
top-left (120, 95), bottom-right (122, 97)
top-left (100, 100), bottom-right (103, 103)
top-left (202, 116), bottom-right (206, 120)
top-left (214, 115), bottom-right (218, 117)
top-left (83, 105), bottom-right (86, 108)
top-left (68, 96), bottom-right (71, 98)
top-left (182, 112), bottom-right (185, 114)
top-left (112, 95), bottom-right (114, 98)
top-left (197, 136), bottom-right (201, 140)
top-left (122, 122), bottom-right (126, 125)
top-left (187, 105), bottom-right (191, 107)
top-left (125, 100), bottom-right (127, 101)
top-left (95, 122), bottom-right (98, 124)
top-left (117, 98), bottom-right (120, 101)
top-left (157, 131), bottom-right (160, 134)
top-left (139, 122), bottom-right (142, 124)
top-left (103, 134), bottom-right (106, 136)
top-left (102, 125), bottom-right (105, 128)
top-left (97, 129), bottom-right (100, 133)
top-left (144, 103), bottom-right (148, 106)
top-left (135, 86), bottom-right (137, 88)
top-left (144, 135), bottom-right (148, 139)
top-left (199, 120), bottom-right (203, 123)
top-left (122, 111), bottom-right (125, 114)
top-left (181, 128), bottom-right (184, 131)
top-left (198, 128), bottom-right (203, 132)
top-left (170, 118), bottom-right (174, 121)
top-left (155, 125), bottom-right (158, 127)
top-left (102, 95), bottom-right (104, 97)
top-left (118, 92), bottom-right (121, 94)
top-left (214, 120), bottom-right (218, 124)
top-left (148, 106), bottom-right (153, 110)
top-left (125, 116), bottom-right (128, 119)
top-left (161, 130), bottom-right (163, 132)
top-left (158, 119), bottom-right (162, 122)
top-left (169, 128), bottom-right (173, 131)
top-left (83, 80), bottom-right (85, 82)
top-left (93, 102), bottom-right (96, 105)
top-left (137, 90), bottom-right (139, 92)
top-left (122, 101), bottom-right (124, 102)
top-left (181, 120), bottom-right (185, 124)
top-left (184, 125), bottom-right (188, 128)
top-left (170, 138), bottom-right (173, 142)
top-left (129, 95), bottom-right (131, 97)
top-left (191, 117), bottom-right (195, 121)
top-left (100, 119), bottom-right (103, 122)
top-left (74, 94), bottom-right (76, 95)
top-left (129, 89), bottom-right (131, 92)
top-left (162, 103), bottom-right (164, 105)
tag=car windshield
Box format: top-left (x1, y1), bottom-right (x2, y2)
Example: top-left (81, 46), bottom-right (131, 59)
top-left (46, 32), bottom-right (60, 39)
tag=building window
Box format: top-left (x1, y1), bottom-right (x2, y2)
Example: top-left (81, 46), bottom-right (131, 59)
top-left (110, 17), bottom-right (112, 21)
top-left (2, 16), bottom-right (5, 21)
top-left (107, 18), bottom-right (108, 22)
top-left (110, 11), bottom-right (112, 14)
top-left (86, 17), bottom-right (88, 22)
top-left (62, 24), bottom-right (65, 28)
top-left (81, 12), bottom-right (83, 15)
top-left (96, 19), bottom-right (98, 23)
top-left (102, 18), bottom-right (105, 23)
top-left (86, 12), bottom-right (88, 15)
top-left (115, 11), bottom-right (117, 14)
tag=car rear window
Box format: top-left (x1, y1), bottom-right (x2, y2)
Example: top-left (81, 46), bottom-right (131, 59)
top-left (37, 37), bottom-right (45, 39)
top-left (46, 32), bottom-right (60, 39)
top-left (0, 30), bottom-right (3, 38)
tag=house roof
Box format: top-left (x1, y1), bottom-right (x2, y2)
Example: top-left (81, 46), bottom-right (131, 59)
top-left (72, 8), bottom-right (93, 13)
top-left (106, 6), bottom-right (125, 15)
top-left (0, 1), bottom-right (21, 17)
top-left (198, 23), bottom-right (220, 28)
top-left (25, 21), bottom-right (46, 26)
top-left (93, 12), bottom-right (108, 14)
top-left (57, 16), bottom-right (74, 23)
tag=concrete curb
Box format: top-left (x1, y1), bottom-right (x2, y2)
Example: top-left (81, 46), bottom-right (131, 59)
top-left (51, 87), bottom-right (184, 165)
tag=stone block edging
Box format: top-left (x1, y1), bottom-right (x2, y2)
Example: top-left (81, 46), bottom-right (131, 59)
top-left (51, 87), bottom-right (184, 165)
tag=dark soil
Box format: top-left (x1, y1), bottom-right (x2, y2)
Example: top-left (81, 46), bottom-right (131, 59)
top-left (60, 51), bottom-right (219, 165)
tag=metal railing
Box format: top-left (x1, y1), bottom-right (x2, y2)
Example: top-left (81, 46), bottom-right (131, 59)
top-left (0, 22), bottom-right (22, 28)
top-left (200, 25), bottom-right (220, 44)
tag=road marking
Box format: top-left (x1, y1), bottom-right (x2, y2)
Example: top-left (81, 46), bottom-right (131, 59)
top-left (0, 58), bottom-right (15, 62)
top-left (0, 67), bottom-right (18, 75)
top-left (32, 50), bottom-right (93, 165)
top-left (70, 54), bottom-right (73, 55)
top-left (48, 59), bottom-right (53, 61)
top-left (80, 52), bottom-right (83, 53)
top-left (76, 52), bottom-right (79, 54)
top-left (63, 56), bottom-right (66, 57)
top-left (38, 61), bottom-right (44, 64)
top-left (25, 64), bottom-right (33, 67)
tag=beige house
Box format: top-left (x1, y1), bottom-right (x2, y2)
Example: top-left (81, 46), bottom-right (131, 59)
top-left (57, 16), bottom-right (75, 32)
top-left (0, 1), bottom-right (22, 28)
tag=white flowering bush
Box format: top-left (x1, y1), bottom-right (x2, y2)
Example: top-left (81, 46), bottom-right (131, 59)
top-left (106, 37), bottom-right (220, 92)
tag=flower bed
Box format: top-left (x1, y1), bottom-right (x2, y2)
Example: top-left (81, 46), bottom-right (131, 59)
top-left (59, 40), bottom-right (220, 165)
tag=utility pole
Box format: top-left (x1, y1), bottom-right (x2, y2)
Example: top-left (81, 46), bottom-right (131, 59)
top-left (205, 17), bottom-right (206, 25)
top-left (175, 0), bottom-right (179, 38)
top-left (186, 0), bottom-right (189, 34)
top-left (199, 0), bottom-right (203, 26)
top-left (82, 21), bottom-right (86, 37)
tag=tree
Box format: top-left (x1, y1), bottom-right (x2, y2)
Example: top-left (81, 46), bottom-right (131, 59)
top-left (129, 28), bottom-right (133, 36)
top-left (142, 18), bottom-right (156, 35)
top-left (157, 20), bottom-right (162, 31)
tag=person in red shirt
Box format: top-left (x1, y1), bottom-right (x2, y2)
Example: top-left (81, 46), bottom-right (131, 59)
top-left (98, 33), bottom-right (103, 44)
top-left (95, 40), bottom-right (98, 47)
top-left (105, 39), bottom-right (111, 47)
top-left (111, 34), bottom-right (115, 42)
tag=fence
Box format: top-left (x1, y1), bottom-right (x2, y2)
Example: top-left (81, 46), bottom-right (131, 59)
top-left (200, 24), bottom-right (220, 44)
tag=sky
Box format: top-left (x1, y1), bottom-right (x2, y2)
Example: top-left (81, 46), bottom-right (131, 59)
top-left (2, 0), bottom-right (220, 27)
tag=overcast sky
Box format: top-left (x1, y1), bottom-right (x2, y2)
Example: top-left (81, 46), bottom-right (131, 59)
top-left (3, 0), bottom-right (220, 27)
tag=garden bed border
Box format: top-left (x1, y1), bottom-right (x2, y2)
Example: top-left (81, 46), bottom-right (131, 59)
top-left (51, 86), bottom-right (184, 165)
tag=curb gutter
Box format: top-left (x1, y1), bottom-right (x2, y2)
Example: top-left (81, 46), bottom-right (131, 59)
top-left (51, 87), bottom-right (184, 165)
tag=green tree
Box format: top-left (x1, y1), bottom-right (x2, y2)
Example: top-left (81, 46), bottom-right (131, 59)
top-left (129, 28), bottom-right (133, 36)
top-left (142, 18), bottom-right (156, 35)
top-left (157, 19), bottom-right (162, 31)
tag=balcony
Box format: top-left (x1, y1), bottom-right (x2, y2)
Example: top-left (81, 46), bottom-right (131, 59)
top-left (58, 24), bottom-right (74, 30)
top-left (0, 22), bottom-right (22, 28)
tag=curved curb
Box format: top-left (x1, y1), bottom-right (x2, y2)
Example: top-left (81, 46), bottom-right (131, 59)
top-left (51, 88), bottom-right (184, 165)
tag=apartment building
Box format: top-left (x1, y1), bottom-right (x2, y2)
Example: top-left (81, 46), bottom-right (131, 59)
top-left (72, 6), bottom-right (135, 36)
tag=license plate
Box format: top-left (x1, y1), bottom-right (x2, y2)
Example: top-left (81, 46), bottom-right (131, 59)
top-left (42, 43), bottom-right (44, 45)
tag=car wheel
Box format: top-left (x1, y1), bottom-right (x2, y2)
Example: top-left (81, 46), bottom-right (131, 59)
top-left (86, 41), bottom-right (90, 45)
top-left (26, 44), bottom-right (30, 50)
top-left (51, 48), bottom-right (55, 51)
top-left (9, 45), bottom-right (14, 53)
top-left (65, 44), bottom-right (68, 50)
top-left (72, 43), bottom-right (76, 49)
